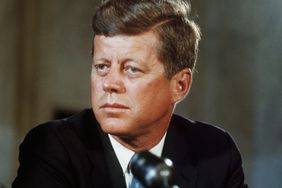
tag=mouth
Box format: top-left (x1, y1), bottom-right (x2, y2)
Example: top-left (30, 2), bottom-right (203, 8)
top-left (100, 103), bottom-right (130, 110)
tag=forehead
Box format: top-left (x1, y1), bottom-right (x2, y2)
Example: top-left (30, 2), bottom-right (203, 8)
top-left (93, 31), bottom-right (159, 55)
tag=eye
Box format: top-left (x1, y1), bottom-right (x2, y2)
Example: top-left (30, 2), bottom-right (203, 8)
top-left (95, 64), bottom-right (108, 70)
top-left (124, 65), bottom-right (143, 77)
top-left (93, 63), bottom-right (110, 76)
top-left (125, 66), bottom-right (139, 73)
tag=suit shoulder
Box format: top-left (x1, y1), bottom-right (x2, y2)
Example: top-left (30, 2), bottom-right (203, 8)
top-left (171, 114), bottom-right (228, 137)
top-left (26, 109), bottom-right (88, 133)
top-left (170, 114), bottom-right (237, 152)
top-left (22, 119), bottom-right (63, 150)
top-left (24, 108), bottom-right (99, 150)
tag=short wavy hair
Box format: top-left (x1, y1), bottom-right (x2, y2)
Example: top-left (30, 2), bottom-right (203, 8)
top-left (92, 0), bottom-right (201, 78)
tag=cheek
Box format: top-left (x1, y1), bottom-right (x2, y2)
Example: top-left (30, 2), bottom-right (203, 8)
top-left (91, 75), bottom-right (102, 90)
top-left (129, 80), bottom-right (172, 107)
top-left (91, 77), bottom-right (103, 101)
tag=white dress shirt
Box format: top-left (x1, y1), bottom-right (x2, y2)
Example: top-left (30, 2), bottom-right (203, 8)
top-left (108, 134), bottom-right (167, 188)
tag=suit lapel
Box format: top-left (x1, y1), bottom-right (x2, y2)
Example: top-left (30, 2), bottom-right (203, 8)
top-left (84, 114), bottom-right (126, 188)
top-left (99, 129), bottom-right (127, 188)
top-left (162, 115), bottom-right (198, 188)
top-left (87, 150), bottom-right (114, 187)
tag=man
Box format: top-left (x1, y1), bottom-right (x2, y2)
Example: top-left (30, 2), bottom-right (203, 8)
top-left (13, 0), bottom-right (248, 187)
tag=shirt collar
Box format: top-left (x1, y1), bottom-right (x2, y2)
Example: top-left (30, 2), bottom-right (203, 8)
top-left (108, 133), bottom-right (167, 174)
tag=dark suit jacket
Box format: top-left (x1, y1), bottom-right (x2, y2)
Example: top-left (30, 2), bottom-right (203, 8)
top-left (13, 109), bottom-right (247, 188)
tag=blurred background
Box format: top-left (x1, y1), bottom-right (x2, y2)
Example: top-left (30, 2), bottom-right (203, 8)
top-left (0, 0), bottom-right (281, 187)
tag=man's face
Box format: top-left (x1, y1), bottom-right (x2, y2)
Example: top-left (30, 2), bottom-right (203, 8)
top-left (91, 31), bottom-right (176, 138)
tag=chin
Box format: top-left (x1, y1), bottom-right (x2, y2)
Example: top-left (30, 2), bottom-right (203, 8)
top-left (99, 120), bottom-right (131, 135)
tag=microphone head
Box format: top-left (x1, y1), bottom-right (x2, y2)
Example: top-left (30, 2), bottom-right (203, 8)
top-left (129, 151), bottom-right (176, 188)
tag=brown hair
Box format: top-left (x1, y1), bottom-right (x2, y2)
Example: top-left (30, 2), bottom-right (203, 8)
top-left (92, 0), bottom-right (201, 78)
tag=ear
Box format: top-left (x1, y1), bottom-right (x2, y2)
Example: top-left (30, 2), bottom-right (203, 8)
top-left (171, 68), bottom-right (193, 104)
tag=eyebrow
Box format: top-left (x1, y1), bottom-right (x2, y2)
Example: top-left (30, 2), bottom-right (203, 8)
top-left (93, 58), bottom-right (111, 64)
top-left (93, 57), bottom-right (141, 65)
top-left (123, 58), bottom-right (140, 64)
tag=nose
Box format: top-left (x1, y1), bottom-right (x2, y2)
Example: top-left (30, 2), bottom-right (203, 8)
top-left (103, 68), bottom-right (126, 94)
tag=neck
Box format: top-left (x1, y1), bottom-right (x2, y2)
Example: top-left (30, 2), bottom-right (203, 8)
top-left (112, 123), bottom-right (169, 152)
top-left (111, 109), bottom-right (174, 152)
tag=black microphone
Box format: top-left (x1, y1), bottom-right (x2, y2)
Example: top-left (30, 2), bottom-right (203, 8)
top-left (129, 151), bottom-right (179, 188)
